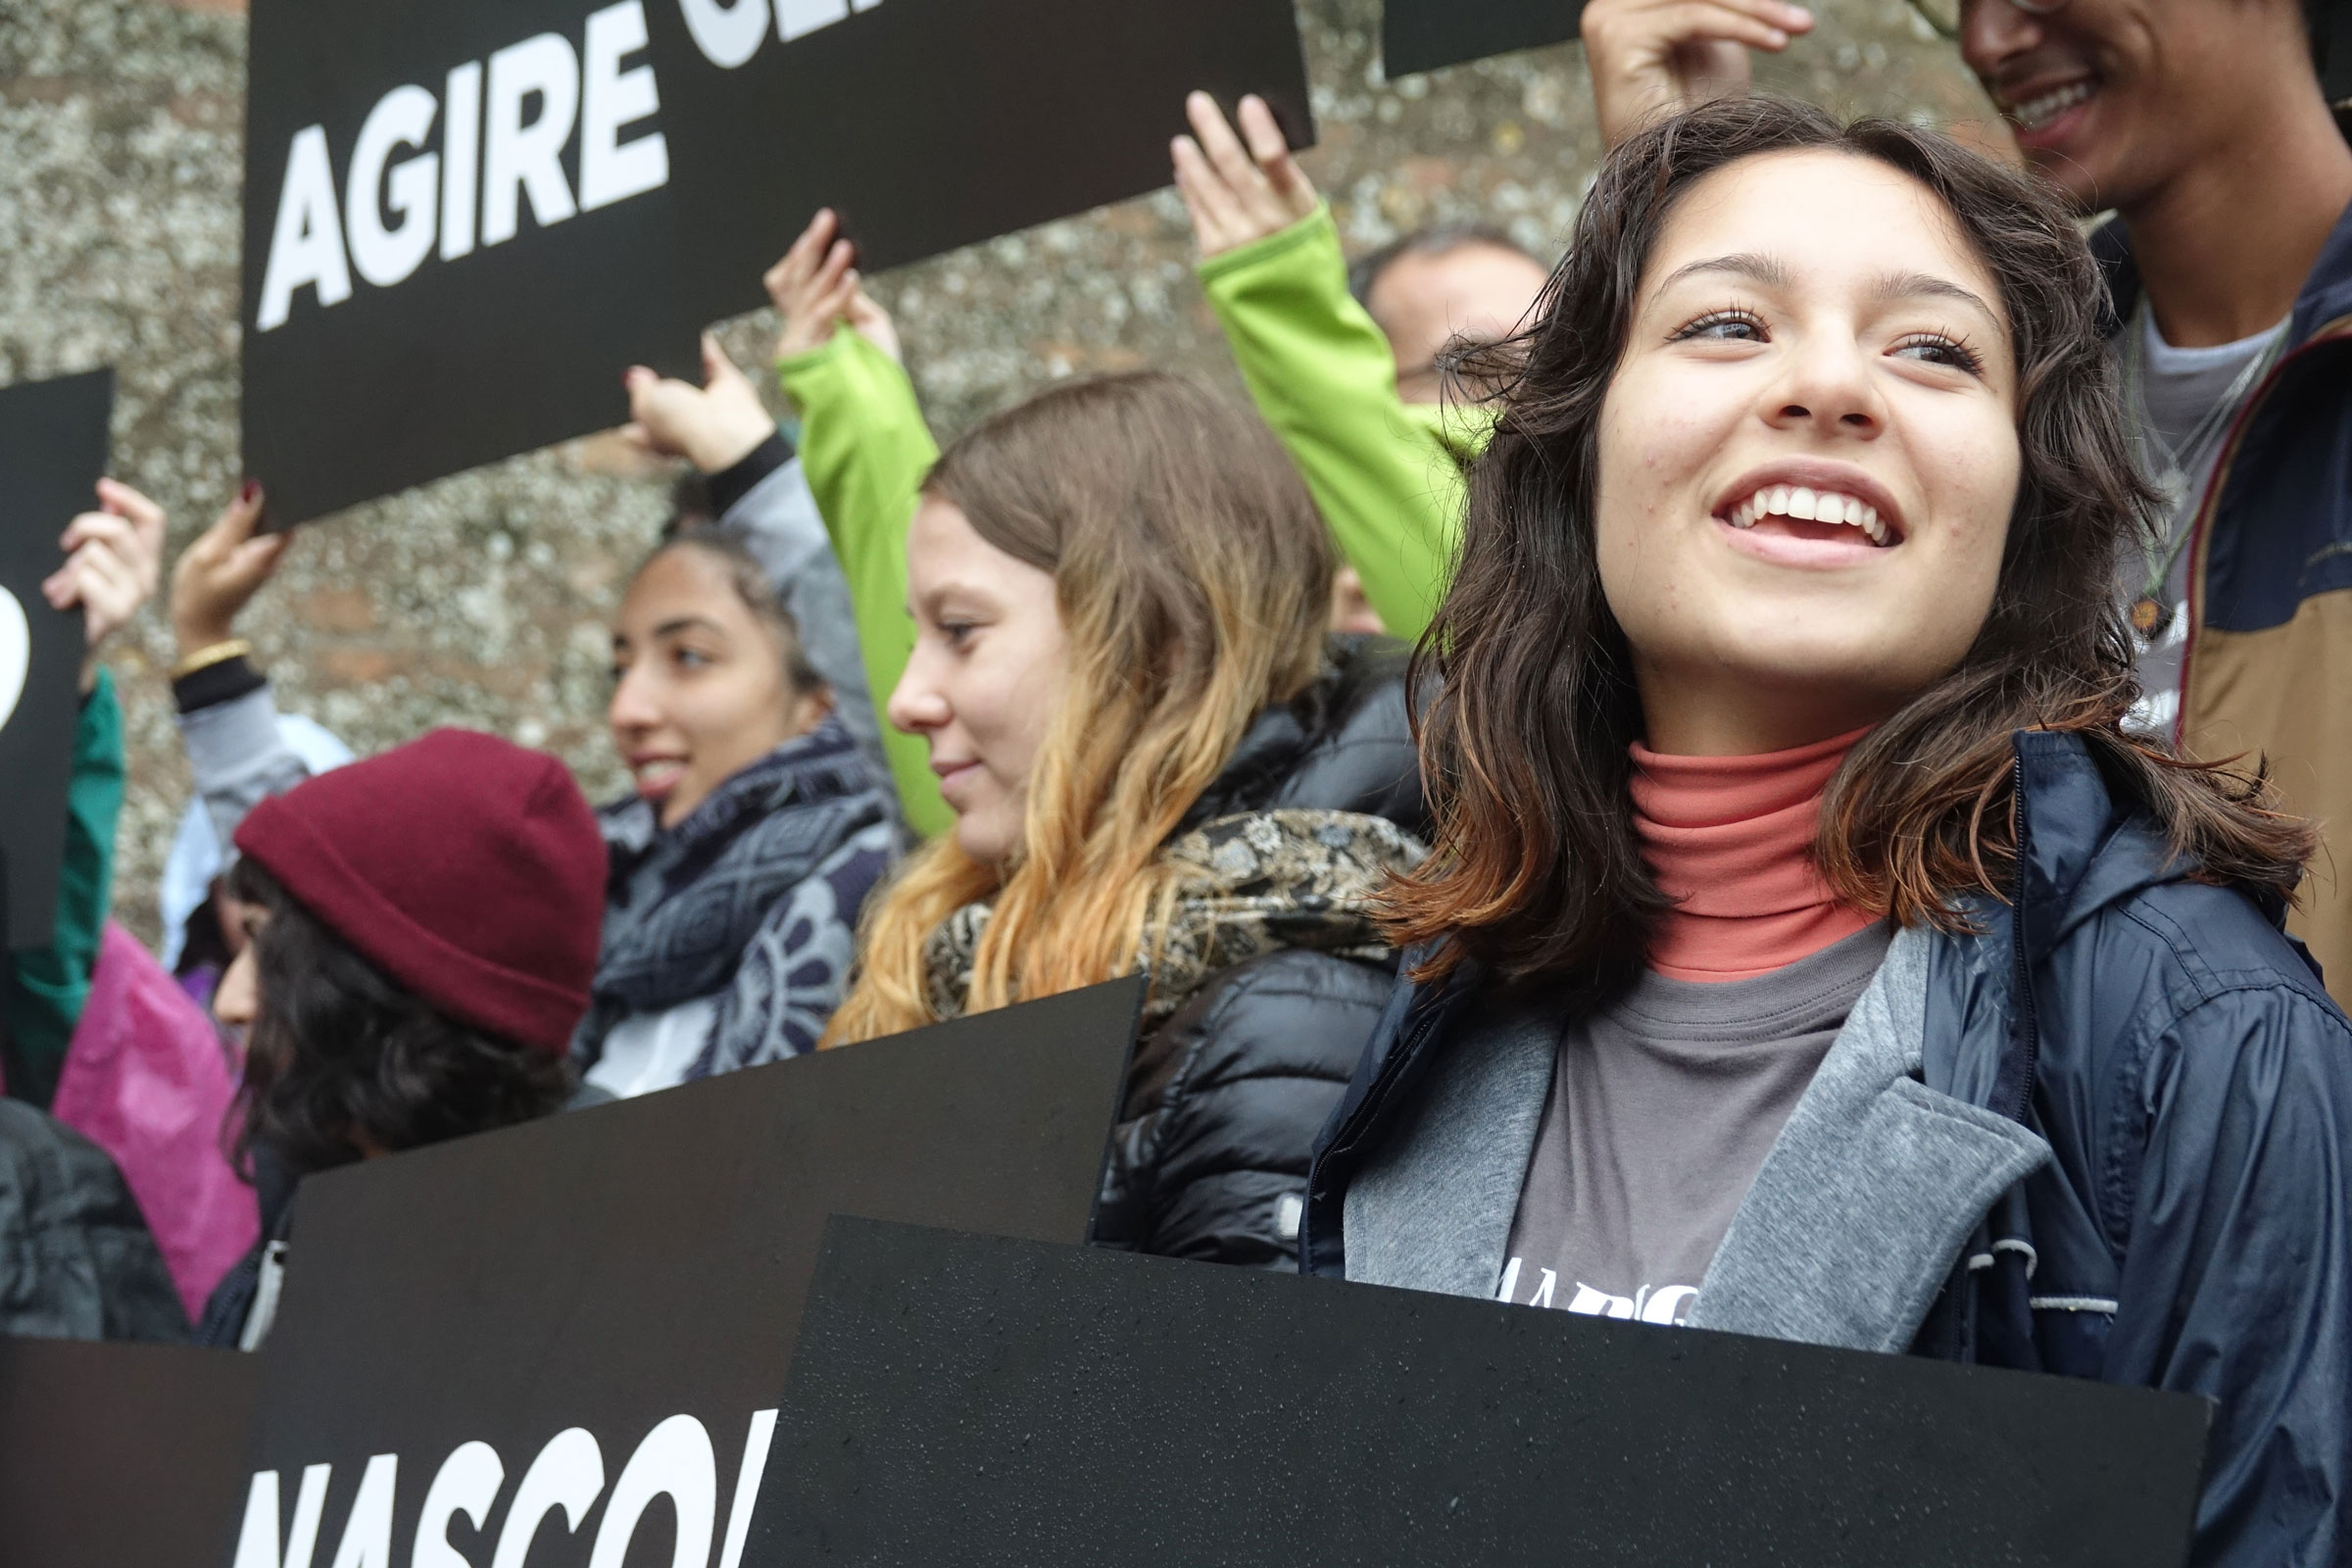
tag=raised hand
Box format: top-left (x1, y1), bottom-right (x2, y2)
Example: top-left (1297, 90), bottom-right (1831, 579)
top-left (170, 481), bottom-right (291, 662)
top-left (622, 334), bottom-right (779, 473)
top-left (1580, 0), bottom-right (1814, 149)
top-left (764, 209), bottom-right (902, 366)
top-left (45, 478), bottom-right (167, 691)
top-left (1171, 91), bottom-right (1319, 261)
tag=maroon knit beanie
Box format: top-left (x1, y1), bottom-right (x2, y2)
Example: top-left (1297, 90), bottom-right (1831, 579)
top-left (233, 728), bottom-right (606, 1054)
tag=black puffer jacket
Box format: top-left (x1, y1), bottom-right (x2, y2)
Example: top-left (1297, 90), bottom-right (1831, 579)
top-left (0, 1099), bottom-right (186, 1342)
top-left (1092, 636), bottom-right (1426, 1270)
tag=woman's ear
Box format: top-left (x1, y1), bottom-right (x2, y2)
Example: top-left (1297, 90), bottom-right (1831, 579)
top-left (789, 685), bottom-right (834, 736)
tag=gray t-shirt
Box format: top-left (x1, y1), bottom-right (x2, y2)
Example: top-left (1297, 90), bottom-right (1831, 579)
top-left (1498, 922), bottom-right (1891, 1325)
top-left (2123, 311), bottom-right (2288, 736)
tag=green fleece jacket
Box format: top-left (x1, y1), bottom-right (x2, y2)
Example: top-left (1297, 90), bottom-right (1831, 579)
top-left (4, 669), bottom-right (122, 1108)
top-left (777, 329), bottom-right (953, 838)
top-left (1196, 203), bottom-right (1494, 641)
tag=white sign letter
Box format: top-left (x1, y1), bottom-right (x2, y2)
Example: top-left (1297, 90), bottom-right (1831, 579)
top-left (589, 1415), bottom-right (716, 1568)
top-left (491, 1428), bottom-right (605, 1568)
top-left (579, 1), bottom-right (668, 212)
top-left (678, 0), bottom-right (768, 67)
top-left (345, 86), bottom-right (440, 287)
top-left (0, 585), bottom-right (28, 733)
top-left (715, 1410), bottom-right (778, 1568)
top-left (255, 126), bottom-right (352, 331)
top-left (326, 1454), bottom-right (398, 1568)
top-left (480, 33), bottom-right (579, 246)
top-left (232, 1464), bottom-right (332, 1568)
top-left (411, 1441), bottom-right (504, 1568)
top-left (440, 61), bottom-right (482, 260)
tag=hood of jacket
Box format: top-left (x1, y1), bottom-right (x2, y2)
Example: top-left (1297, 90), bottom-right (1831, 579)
top-left (1175, 634), bottom-right (1426, 842)
top-left (924, 808), bottom-right (1425, 1033)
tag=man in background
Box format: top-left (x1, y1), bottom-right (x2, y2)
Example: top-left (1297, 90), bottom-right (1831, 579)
top-left (1580, 0), bottom-right (2352, 1001)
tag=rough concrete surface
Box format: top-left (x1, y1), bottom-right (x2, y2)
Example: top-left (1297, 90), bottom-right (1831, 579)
top-left (0, 0), bottom-right (1990, 948)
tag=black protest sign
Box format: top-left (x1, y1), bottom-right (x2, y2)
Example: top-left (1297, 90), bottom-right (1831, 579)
top-left (1382, 0), bottom-right (1585, 77)
top-left (0, 1336), bottom-right (261, 1568)
top-left (242, 0), bottom-right (702, 527)
top-left (223, 979), bottom-right (1137, 1568)
top-left (755, 1219), bottom-right (2212, 1568)
top-left (642, 0), bottom-right (1314, 315)
top-left (0, 369), bottom-right (111, 951)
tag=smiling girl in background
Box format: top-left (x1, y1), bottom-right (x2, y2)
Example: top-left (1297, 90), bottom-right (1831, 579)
top-left (574, 528), bottom-right (897, 1100)
top-left (1304, 98), bottom-right (2350, 1566)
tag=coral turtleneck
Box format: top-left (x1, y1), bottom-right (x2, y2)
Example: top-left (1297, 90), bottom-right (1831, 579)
top-left (1628, 727), bottom-right (1878, 982)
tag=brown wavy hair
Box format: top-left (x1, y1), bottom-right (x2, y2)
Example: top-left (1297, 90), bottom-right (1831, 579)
top-left (823, 371), bottom-right (1333, 1042)
top-left (1388, 95), bottom-right (2313, 992)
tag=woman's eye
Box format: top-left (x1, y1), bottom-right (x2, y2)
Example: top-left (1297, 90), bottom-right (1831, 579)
top-left (940, 620), bottom-right (975, 649)
top-left (1672, 309), bottom-right (1766, 344)
top-left (1892, 333), bottom-right (1986, 375)
top-left (672, 647), bottom-right (713, 670)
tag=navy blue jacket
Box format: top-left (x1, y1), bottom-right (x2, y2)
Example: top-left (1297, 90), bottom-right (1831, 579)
top-left (1306, 731), bottom-right (2352, 1567)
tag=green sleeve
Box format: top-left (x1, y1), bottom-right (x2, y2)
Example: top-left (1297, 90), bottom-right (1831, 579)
top-left (1197, 204), bottom-right (1493, 642)
top-left (776, 327), bottom-right (954, 839)
top-left (5, 667), bottom-right (123, 1108)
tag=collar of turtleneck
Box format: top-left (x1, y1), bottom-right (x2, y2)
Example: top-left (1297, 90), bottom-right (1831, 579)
top-left (1627, 726), bottom-right (1879, 982)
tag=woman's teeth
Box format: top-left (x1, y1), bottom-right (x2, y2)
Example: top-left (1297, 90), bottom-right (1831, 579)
top-left (1726, 485), bottom-right (1890, 546)
top-left (2010, 79), bottom-right (2093, 131)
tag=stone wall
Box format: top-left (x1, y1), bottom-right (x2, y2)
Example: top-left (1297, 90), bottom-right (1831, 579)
top-left (0, 0), bottom-right (1989, 948)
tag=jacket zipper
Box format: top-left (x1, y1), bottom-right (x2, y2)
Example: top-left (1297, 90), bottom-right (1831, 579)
top-left (1329, 988), bottom-right (1449, 1163)
top-left (2174, 315), bottom-right (2352, 747)
top-left (2006, 750), bottom-right (2040, 1127)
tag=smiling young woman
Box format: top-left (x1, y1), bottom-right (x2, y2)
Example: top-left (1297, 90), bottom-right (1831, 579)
top-left (574, 529), bottom-right (897, 1099)
top-left (818, 371), bottom-right (1429, 1269)
top-left (1305, 97), bottom-right (2350, 1565)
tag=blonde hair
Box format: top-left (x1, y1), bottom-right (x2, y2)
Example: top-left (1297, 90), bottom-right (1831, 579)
top-left (822, 372), bottom-right (1333, 1043)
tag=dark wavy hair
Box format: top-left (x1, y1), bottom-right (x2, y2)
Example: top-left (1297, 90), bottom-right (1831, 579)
top-left (1387, 95), bottom-right (2314, 991)
top-left (223, 857), bottom-right (574, 1177)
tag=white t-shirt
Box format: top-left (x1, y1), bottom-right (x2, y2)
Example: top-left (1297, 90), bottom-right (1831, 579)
top-left (2123, 310), bottom-right (2289, 736)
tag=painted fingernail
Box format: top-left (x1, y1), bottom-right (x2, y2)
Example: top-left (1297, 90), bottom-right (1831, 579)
top-left (240, 478), bottom-right (260, 504)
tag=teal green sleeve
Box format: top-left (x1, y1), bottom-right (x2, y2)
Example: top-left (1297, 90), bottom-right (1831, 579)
top-left (5, 667), bottom-right (123, 1108)
top-left (1197, 204), bottom-right (1494, 642)
top-left (776, 327), bottom-right (954, 840)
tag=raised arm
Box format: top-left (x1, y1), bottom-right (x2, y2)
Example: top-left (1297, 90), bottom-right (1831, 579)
top-left (168, 485), bottom-right (313, 858)
top-left (767, 209), bottom-right (951, 838)
top-left (7, 479), bottom-right (164, 1105)
top-left (1174, 94), bottom-right (1485, 641)
top-left (621, 334), bottom-right (896, 803)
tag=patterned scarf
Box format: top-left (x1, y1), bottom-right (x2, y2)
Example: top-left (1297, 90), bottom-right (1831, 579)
top-left (921, 808), bottom-right (1427, 1033)
top-left (577, 716), bottom-right (896, 1072)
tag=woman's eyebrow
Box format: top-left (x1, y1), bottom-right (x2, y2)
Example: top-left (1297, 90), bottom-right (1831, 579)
top-left (1656, 252), bottom-right (1791, 293)
top-left (1868, 270), bottom-right (2001, 330)
top-left (651, 614), bottom-right (728, 640)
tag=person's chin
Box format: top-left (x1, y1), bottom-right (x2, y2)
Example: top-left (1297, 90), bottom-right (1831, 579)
top-left (953, 805), bottom-right (1021, 867)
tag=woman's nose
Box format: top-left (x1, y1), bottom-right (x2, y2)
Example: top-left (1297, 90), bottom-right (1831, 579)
top-left (1764, 341), bottom-right (1884, 437)
top-left (608, 663), bottom-right (661, 733)
top-left (886, 663), bottom-right (952, 735)
top-left (213, 944), bottom-right (258, 1030)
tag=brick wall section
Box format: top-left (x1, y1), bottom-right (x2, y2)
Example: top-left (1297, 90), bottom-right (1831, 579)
top-left (0, 0), bottom-right (1987, 947)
